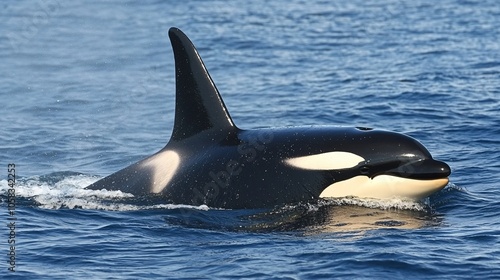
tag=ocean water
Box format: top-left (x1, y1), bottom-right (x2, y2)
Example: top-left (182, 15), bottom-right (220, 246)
top-left (1, 0), bottom-right (500, 278)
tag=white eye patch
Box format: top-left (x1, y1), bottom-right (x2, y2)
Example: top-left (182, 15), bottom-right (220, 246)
top-left (284, 151), bottom-right (364, 170)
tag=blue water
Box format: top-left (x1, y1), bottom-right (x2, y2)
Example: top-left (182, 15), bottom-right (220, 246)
top-left (1, 0), bottom-right (500, 278)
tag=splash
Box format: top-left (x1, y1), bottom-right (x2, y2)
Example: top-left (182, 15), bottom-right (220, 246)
top-left (321, 196), bottom-right (429, 212)
top-left (0, 173), bottom-right (209, 211)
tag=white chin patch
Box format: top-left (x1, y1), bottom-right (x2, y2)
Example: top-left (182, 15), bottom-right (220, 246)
top-left (320, 175), bottom-right (449, 200)
top-left (140, 150), bottom-right (180, 193)
top-left (284, 151), bottom-right (365, 170)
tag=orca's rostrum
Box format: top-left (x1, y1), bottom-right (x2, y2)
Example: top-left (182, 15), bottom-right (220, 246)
top-left (86, 27), bottom-right (451, 209)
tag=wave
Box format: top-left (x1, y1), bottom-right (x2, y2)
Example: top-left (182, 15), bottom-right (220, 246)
top-left (0, 172), bottom-right (209, 211)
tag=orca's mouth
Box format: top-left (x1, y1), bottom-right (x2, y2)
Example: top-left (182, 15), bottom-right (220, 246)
top-left (359, 159), bottom-right (451, 180)
top-left (321, 158), bottom-right (451, 200)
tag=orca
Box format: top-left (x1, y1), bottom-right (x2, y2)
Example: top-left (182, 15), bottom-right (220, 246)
top-left (86, 27), bottom-right (451, 209)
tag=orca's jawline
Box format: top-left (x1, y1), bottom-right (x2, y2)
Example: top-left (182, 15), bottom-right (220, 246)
top-left (320, 175), bottom-right (449, 200)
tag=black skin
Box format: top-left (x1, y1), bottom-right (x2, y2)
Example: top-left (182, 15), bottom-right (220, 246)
top-left (88, 125), bottom-right (450, 209)
top-left (160, 127), bottom-right (448, 209)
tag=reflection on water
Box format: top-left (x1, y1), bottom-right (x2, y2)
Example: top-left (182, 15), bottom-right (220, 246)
top-left (308, 204), bottom-right (440, 234)
top-left (242, 199), bottom-right (440, 234)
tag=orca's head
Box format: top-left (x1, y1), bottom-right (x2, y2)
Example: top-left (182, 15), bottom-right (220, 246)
top-left (284, 127), bottom-right (451, 200)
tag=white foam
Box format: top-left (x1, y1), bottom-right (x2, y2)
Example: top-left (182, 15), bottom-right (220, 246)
top-left (321, 196), bottom-right (428, 212)
top-left (0, 174), bottom-right (209, 211)
top-left (277, 195), bottom-right (427, 212)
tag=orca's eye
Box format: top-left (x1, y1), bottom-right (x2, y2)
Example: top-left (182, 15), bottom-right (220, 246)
top-left (360, 166), bottom-right (371, 175)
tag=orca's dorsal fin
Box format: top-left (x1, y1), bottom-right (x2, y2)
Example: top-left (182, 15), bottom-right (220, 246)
top-left (168, 27), bottom-right (237, 141)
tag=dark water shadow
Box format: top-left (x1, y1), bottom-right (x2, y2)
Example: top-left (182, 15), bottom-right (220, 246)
top-left (162, 199), bottom-right (442, 234)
